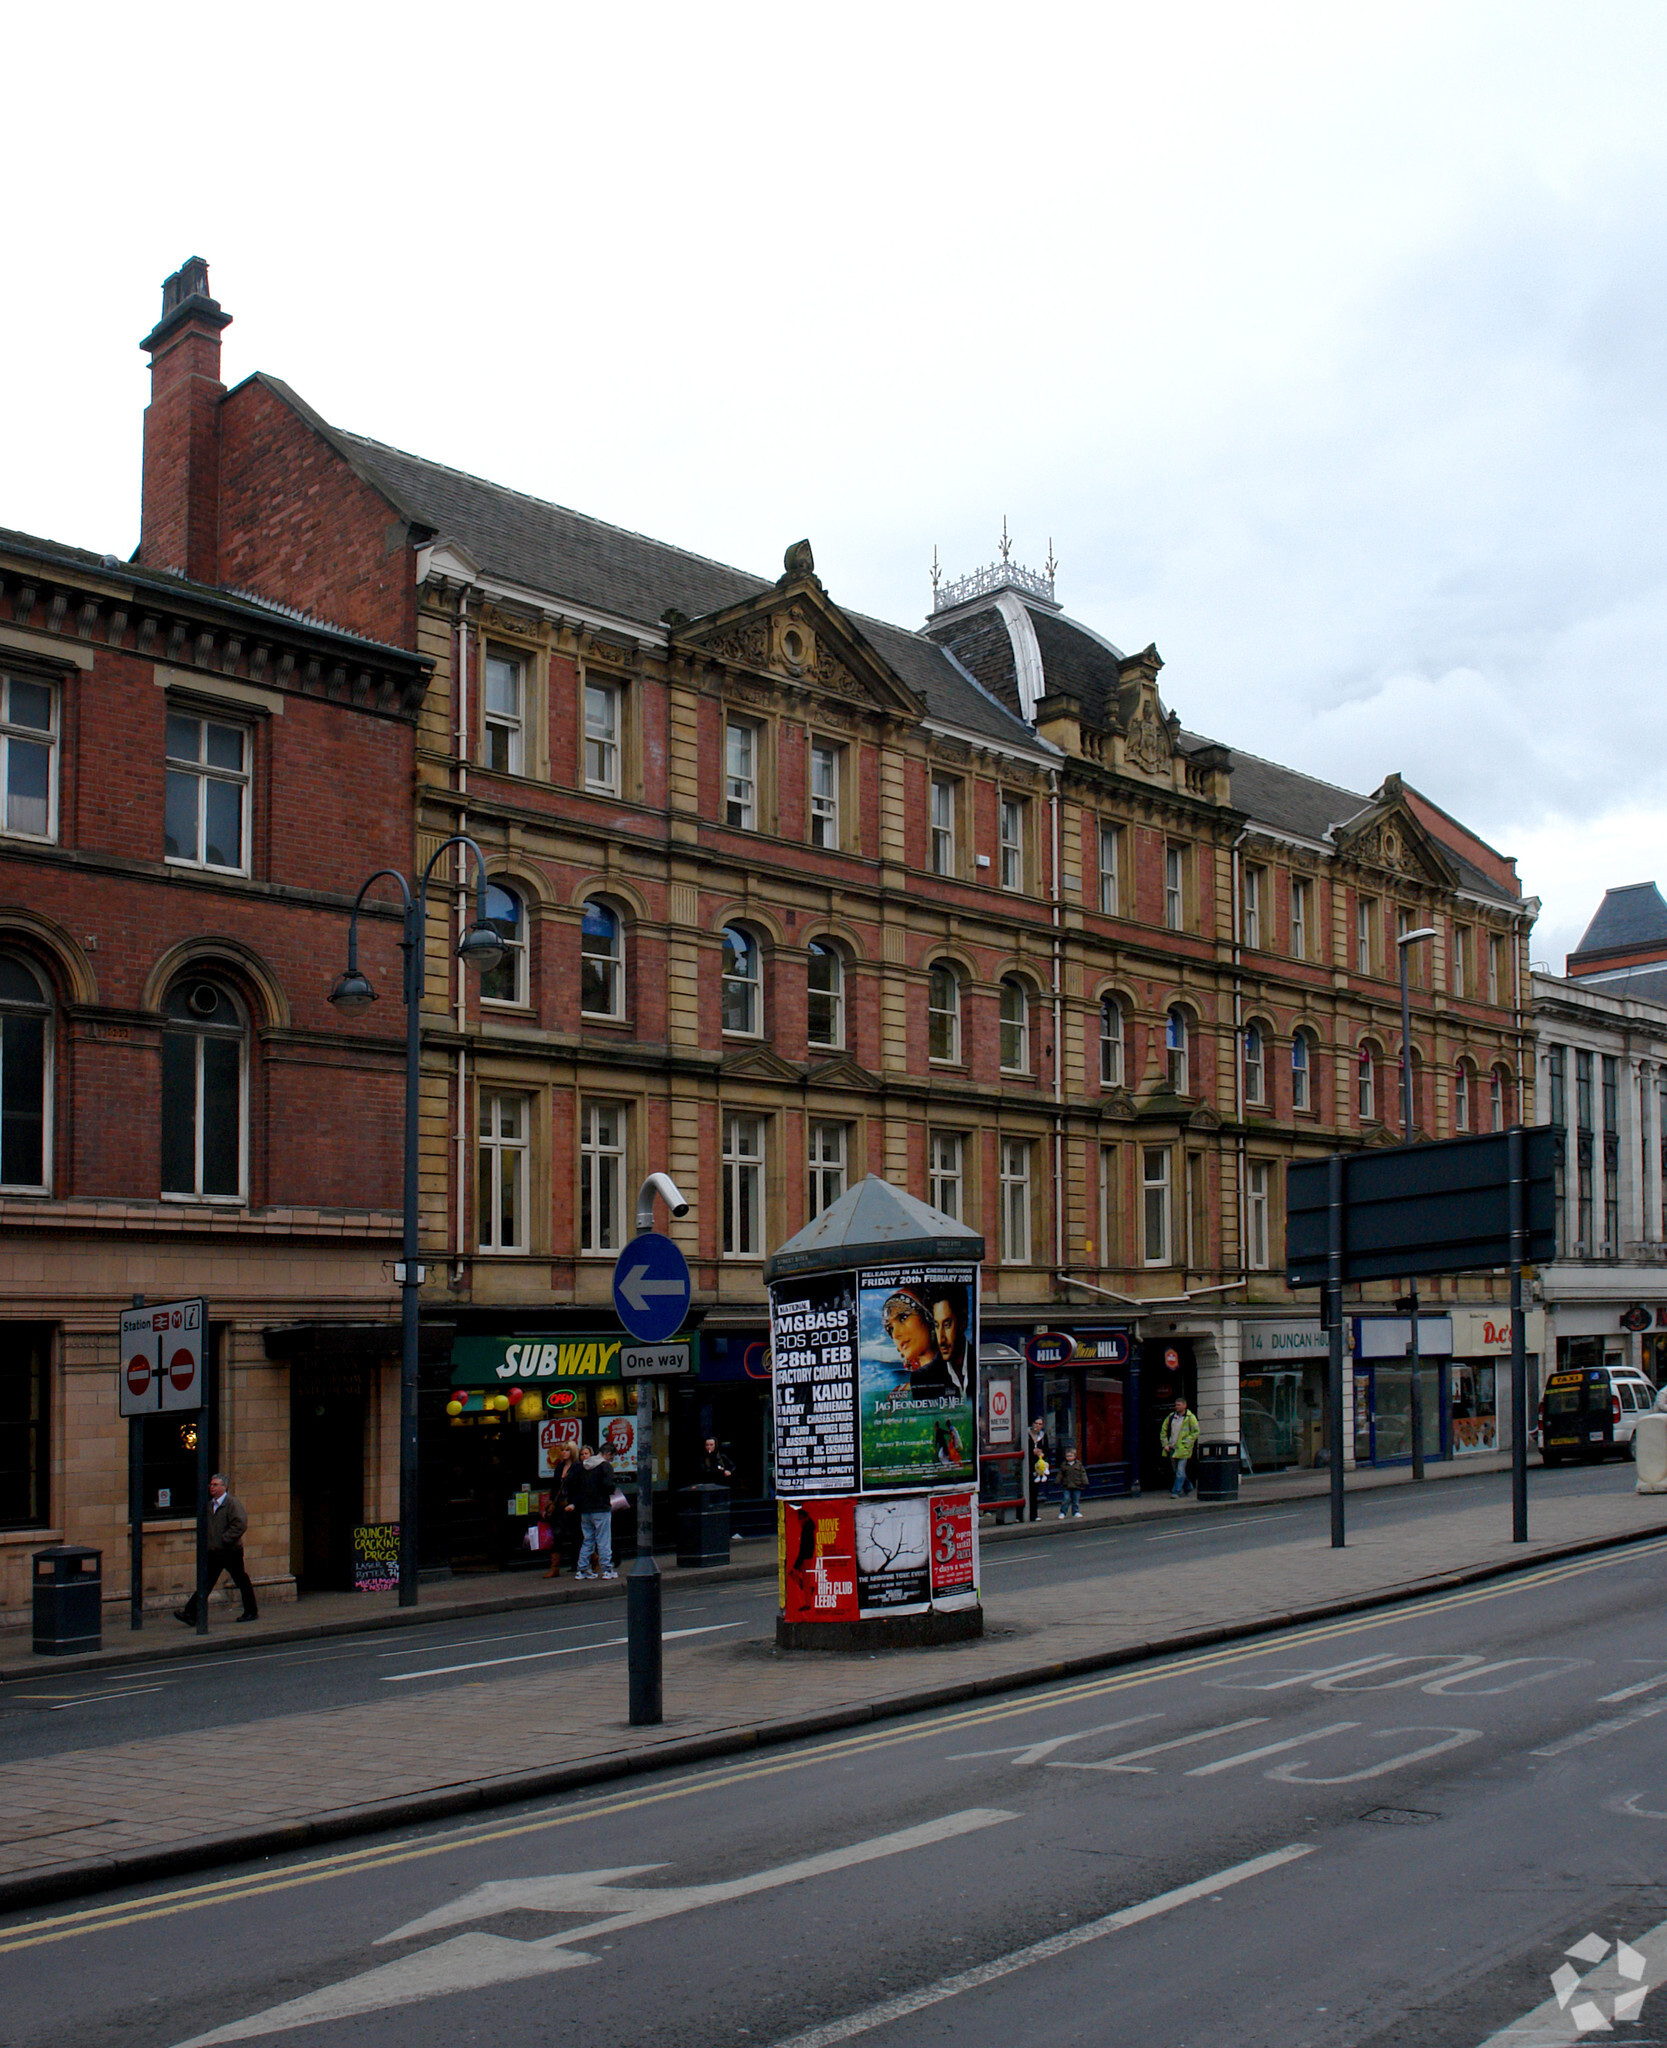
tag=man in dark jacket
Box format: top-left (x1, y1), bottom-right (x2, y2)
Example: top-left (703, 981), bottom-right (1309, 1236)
top-left (573, 1443), bottom-right (617, 1580)
top-left (176, 1474), bottom-right (259, 1624)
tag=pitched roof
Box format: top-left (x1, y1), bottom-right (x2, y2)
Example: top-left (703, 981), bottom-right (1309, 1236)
top-left (1569, 883), bottom-right (1667, 966)
top-left (251, 377), bottom-right (1038, 752)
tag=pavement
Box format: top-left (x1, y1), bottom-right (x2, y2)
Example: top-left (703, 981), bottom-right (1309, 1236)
top-left (3, 1450), bottom-right (1663, 1914)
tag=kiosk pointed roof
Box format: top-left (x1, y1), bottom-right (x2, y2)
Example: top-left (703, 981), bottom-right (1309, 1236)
top-left (764, 1175), bottom-right (985, 1280)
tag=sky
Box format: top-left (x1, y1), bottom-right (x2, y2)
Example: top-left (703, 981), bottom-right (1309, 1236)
top-left (8, 2), bottom-right (1666, 970)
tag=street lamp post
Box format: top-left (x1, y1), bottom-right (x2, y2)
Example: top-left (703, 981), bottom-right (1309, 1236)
top-left (625, 1172), bottom-right (690, 1728)
top-left (1397, 925), bottom-right (1438, 1482)
top-left (330, 837), bottom-right (505, 1607)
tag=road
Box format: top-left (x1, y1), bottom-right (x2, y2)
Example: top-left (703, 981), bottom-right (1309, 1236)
top-left (3, 1463), bottom-right (1664, 2047)
top-left (0, 1460), bottom-right (1636, 1758)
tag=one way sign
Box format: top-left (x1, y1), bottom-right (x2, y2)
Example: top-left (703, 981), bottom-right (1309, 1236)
top-left (612, 1232), bottom-right (692, 1344)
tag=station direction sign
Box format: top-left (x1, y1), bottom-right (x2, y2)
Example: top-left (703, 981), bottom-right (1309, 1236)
top-left (119, 1297), bottom-right (207, 1416)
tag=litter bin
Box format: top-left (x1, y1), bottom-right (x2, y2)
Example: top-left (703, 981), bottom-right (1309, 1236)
top-left (33, 1545), bottom-right (102, 1656)
top-left (1193, 1441), bottom-right (1241, 1504)
top-left (677, 1484), bottom-right (731, 1568)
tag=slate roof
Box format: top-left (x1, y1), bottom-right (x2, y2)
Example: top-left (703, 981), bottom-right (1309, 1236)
top-left (1569, 962), bottom-right (1667, 1003)
top-left (252, 377), bottom-right (1037, 753)
top-left (1569, 883), bottom-right (1667, 965)
top-left (1026, 606), bottom-right (1126, 728)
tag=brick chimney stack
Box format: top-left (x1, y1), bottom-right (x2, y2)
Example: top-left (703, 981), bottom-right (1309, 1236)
top-left (139, 257), bottom-right (232, 585)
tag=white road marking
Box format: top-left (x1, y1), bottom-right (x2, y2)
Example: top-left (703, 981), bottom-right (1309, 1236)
top-left (1209, 1653), bottom-right (1408, 1692)
top-left (14, 1683), bottom-right (172, 1710)
top-left (378, 1865), bottom-right (671, 1943)
top-left (1186, 1722), bottom-right (1360, 1776)
top-left (1533, 1693), bottom-right (1667, 1756)
top-left (378, 1617), bottom-right (668, 1658)
top-left (765, 1843), bottom-right (1318, 2048)
top-left (382, 1622), bottom-right (738, 1681)
top-left (946, 1715), bottom-right (1159, 1766)
top-left (1470, 1910), bottom-right (1667, 2043)
top-left (1269, 1724), bottom-right (1482, 1784)
top-left (1048, 1717), bottom-right (1268, 1772)
top-left (171, 1807), bottom-right (1018, 2046)
top-left (1599, 1667), bottom-right (1667, 1704)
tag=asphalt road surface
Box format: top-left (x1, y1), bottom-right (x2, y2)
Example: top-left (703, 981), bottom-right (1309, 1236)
top-left (0, 1460), bottom-right (1638, 1761)
top-left (3, 1474), bottom-right (1664, 2047)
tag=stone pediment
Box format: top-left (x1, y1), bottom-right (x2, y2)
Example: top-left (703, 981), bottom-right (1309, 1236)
top-left (1109, 648), bottom-right (1183, 785)
top-left (720, 1044), bottom-right (804, 1084)
top-left (1098, 1087), bottom-right (1136, 1123)
top-left (805, 1053), bottom-right (881, 1091)
top-left (1335, 797), bottom-right (1457, 888)
top-left (670, 541), bottom-right (923, 720)
top-left (1187, 1102), bottom-right (1222, 1132)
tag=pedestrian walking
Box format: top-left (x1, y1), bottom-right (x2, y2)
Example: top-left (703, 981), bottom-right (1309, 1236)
top-left (573, 1439), bottom-right (618, 1580)
top-left (542, 1443), bottom-right (579, 1579)
top-left (697, 1435), bottom-right (735, 1487)
top-left (1161, 1396), bottom-right (1199, 1498)
top-left (175, 1474), bottom-right (258, 1624)
top-left (1058, 1442), bottom-right (1088, 1519)
top-left (1027, 1418), bottom-right (1049, 1522)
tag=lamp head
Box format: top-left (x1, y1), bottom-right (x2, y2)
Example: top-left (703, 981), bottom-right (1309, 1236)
top-left (1397, 926), bottom-right (1438, 947)
top-left (329, 967), bottom-right (377, 1015)
top-left (457, 919), bottom-right (506, 975)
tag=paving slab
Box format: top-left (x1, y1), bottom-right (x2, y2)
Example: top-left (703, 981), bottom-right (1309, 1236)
top-left (0, 1466), bottom-right (1661, 1911)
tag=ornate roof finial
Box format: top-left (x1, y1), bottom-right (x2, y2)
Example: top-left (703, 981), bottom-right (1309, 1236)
top-left (931, 545), bottom-right (941, 602)
top-left (999, 515), bottom-right (1012, 565)
top-left (1044, 538), bottom-right (1057, 591)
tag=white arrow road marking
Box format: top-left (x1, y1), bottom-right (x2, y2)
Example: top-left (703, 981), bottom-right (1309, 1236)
top-left (1048, 1717), bottom-right (1268, 1772)
top-left (1268, 1724), bottom-right (1482, 1784)
top-left (170, 1807), bottom-right (1017, 2047)
top-left (618, 1266), bottom-right (686, 1312)
top-left (378, 1866), bottom-right (671, 1943)
top-left (946, 1714), bottom-right (1159, 1766)
top-left (383, 1622), bottom-right (737, 1682)
top-left (767, 1842), bottom-right (1317, 2048)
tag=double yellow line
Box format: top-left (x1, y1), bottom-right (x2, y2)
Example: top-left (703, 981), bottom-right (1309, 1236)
top-left (3, 1534), bottom-right (1659, 1959)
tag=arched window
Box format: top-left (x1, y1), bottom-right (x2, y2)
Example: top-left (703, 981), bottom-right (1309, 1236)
top-left (1099, 997), bottom-right (1124, 1088)
top-left (1358, 1043), bottom-right (1377, 1123)
top-left (1491, 1065), bottom-right (1509, 1131)
top-left (162, 976), bottom-right (245, 1200)
top-left (1454, 1060), bottom-right (1472, 1132)
top-left (480, 882), bottom-right (527, 1006)
top-left (806, 942), bottom-right (844, 1050)
top-left (721, 925), bottom-right (761, 1036)
top-left (999, 977), bottom-right (1030, 1073)
top-left (928, 963), bottom-right (961, 1064)
top-left (1166, 1007), bottom-right (1189, 1094)
top-left (1243, 1022), bottom-right (1265, 1107)
top-left (0, 955), bottom-right (49, 1191)
top-left (1291, 1029), bottom-right (1313, 1112)
top-left (581, 901), bottom-right (624, 1019)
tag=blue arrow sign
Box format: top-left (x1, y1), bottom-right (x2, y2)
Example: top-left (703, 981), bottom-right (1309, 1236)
top-left (612, 1231), bottom-right (692, 1344)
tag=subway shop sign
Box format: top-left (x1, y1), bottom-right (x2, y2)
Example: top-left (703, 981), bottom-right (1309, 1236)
top-left (451, 1335), bottom-right (630, 1386)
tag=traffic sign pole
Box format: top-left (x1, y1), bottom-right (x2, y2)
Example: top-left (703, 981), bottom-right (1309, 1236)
top-left (129, 1410), bottom-right (145, 1631)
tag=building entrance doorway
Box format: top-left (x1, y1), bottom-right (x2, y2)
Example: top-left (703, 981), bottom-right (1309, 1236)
top-left (1139, 1339), bottom-right (1196, 1492)
top-left (291, 1363), bottom-right (367, 1592)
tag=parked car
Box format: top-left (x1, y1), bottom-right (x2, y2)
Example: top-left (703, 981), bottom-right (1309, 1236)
top-left (1539, 1365), bottom-right (1659, 1464)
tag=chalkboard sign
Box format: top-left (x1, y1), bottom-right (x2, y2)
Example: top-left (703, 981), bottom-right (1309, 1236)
top-left (352, 1522), bottom-right (400, 1591)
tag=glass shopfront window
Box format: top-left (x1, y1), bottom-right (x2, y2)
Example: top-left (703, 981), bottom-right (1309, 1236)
top-left (1449, 1362), bottom-right (1498, 1455)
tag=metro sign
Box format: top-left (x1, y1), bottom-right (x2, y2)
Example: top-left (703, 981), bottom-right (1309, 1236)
top-left (118, 1297), bottom-right (207, 1416)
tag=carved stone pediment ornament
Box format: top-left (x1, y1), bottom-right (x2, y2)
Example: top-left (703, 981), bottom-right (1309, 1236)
top-left (1187, 1102), bottom-right (1222, 1132)
top-left (1125, 704), bottom-right (1171, 775)
top-left (1099, 1087), bottom-right (1136, 1123)
top-left (705, 622), bottom-right (770, 672)
top-left (721, 1044), bottom-right (802, 1084)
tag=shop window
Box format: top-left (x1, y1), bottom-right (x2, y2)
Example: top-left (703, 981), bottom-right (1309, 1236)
top-left (1000, 1138), bottom-right (1031, 1264)
top-left (1099, 997), bottom-right (1124, 1088)
top-left (0, 1324), bottom-right (49, 1527)
top-left (0, 673), bottom-right (57, 841)
top-left (723, 1112), bottom-right (765, 1256)
top-left (721, 925), bottom-right (762, 1036)
top-left (806, 942), bottom-right (844, 1050)
top-left (161, 977), bottom-right (245, 1201)
top-left (0, 955), bottom-right (50, 1191)
top-left (141, 1411), bottom-right (204, 1521)
top-left (483, 649), bottom-right (525, 775)
top-left (478, 1090), bottom-right (530, 1252)
top-left (999, 977), bottom-right (1030, 1074)
top-left (928, 963), bottom-right (961, 1064)
top-left (480, 882), bottom-right (528, 1007)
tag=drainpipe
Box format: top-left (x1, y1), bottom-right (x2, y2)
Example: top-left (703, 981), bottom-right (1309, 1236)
top-left (452, 593), bottom-right (471, 1284)
top-left (1049, 771), bottom-right (1064, 1279)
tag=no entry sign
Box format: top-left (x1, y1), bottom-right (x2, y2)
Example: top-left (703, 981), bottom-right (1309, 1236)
top-left (118, 1298), bottom-right (207, 1415)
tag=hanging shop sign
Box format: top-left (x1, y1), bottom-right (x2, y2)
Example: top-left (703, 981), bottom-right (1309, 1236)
top-left (1621, 1304), bottom-right (1654, 1333)
top-left (449, 1335), bottom-right (624, 1386)
top-left (1024, 1331), bottom-right (1076, 1367)
top-left (769, 1261), bottom-right (979, 1495)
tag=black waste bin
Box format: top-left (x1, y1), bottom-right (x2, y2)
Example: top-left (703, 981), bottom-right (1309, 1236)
top-left (1193, 1441), bottom-right (1241, 1503)
top-left (33, 1546), bottom-right (102, 1656)
top-left (677, 1484), bottom-right (731, 1568)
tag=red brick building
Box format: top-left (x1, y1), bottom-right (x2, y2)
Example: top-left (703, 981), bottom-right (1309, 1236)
top-left (0, 261), bottom-right (430, 1618)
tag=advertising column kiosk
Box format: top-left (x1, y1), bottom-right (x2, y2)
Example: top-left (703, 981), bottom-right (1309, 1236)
top-left (767, 1176), bottom-right (985, 1650)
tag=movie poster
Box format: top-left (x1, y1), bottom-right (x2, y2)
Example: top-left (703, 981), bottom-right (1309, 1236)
top-left (856, 1262), bottom-right (978, 1491)
top-left (854, 1493), bottom-right (932, 1616)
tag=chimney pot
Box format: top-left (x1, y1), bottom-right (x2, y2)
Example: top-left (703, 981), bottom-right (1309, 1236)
top-left (139, 257), bottom-right (232, 584)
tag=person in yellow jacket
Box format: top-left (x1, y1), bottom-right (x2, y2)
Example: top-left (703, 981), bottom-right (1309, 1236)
top-left (1161, 1396), bottom-right (1199, 1497)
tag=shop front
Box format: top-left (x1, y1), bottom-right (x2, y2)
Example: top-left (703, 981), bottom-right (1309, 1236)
top-left (1000, 1326), bottom-right (1136, 1501)
top-left (1238, 1319), bottom-right (1329, 1471)
top-left (675, 1325), bottom-right (774, 1537)
top-left (1351, 1316), bottom-right (1452, 1466)
top-left (441, 1332), bottom-right (678, 1569)
top-left (1447, 1308), bottom-right (1544, 1455)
